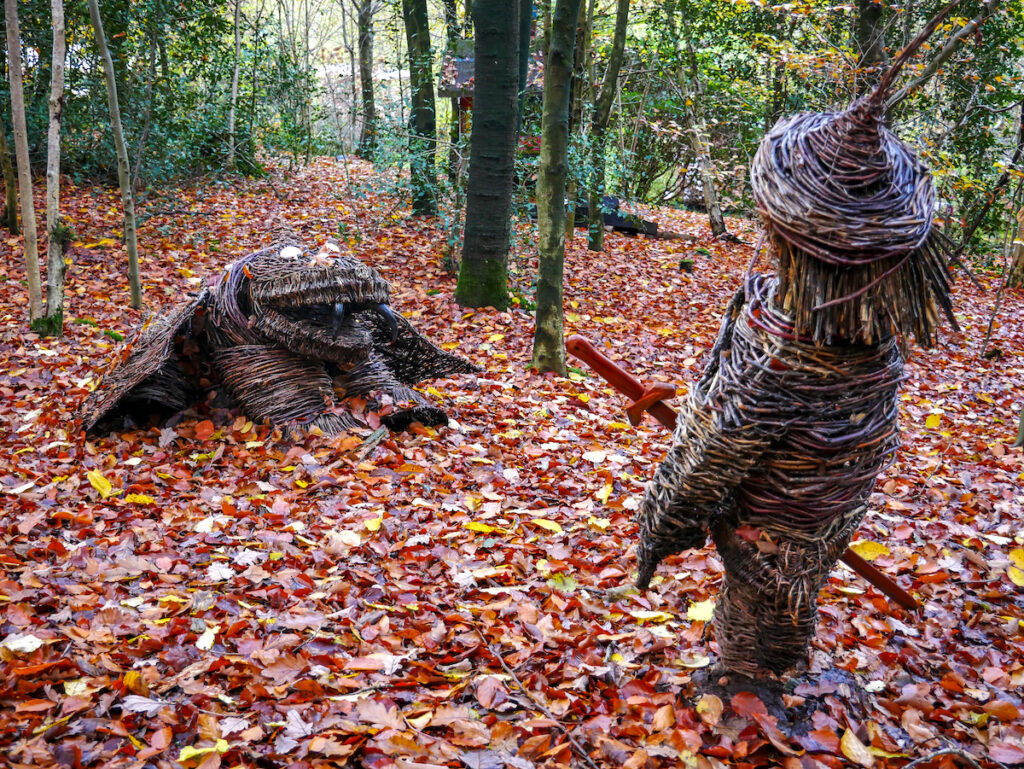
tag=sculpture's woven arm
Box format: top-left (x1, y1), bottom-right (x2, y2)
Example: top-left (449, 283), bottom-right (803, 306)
top-left (635, 403), bottom-right (771, 588)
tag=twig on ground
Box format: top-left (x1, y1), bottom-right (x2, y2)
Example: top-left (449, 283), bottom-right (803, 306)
top-left (469, 622), bottom-right (602, 769)
top-left (902, 747), bottom-right (996, 769)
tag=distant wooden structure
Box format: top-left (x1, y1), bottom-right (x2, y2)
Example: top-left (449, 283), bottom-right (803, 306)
top-left (437, 39), bottom-right (545, 104)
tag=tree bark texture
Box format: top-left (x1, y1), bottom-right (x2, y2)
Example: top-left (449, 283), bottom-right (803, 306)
top-left (0, 107), bottom-right (18, 235)
top-left (87, 0), bottom-right (143, 309)
top-left (587, 0), bottom-right (629, 252)
top-left (42, 0), bottom-right (67, 335)
top-left (455, 0), bottom-right (521, 310)
top-left (356, 0), bottom-right (376, 157)
top-left (402, 0), bottom-right (437, 216)
top-left (680, 43), bottom-right (728, 238)
top-left (517, 0), bottom-right (533, 124)
top-left (564, 1), bottom-right (589, 240)
top-left (5, 0), bottom-right (42, 320)
top-left (532, 0), bottom-right (583, 375)
top-left (228, 0), bottom-right (242, 169)
top-left (1008, 207), bottom-right (1024, 289)
top-left (856, 0), bottom-right (887, 90)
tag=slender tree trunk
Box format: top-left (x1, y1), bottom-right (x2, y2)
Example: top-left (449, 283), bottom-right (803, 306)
top-left (41, 0), bottom-right (68, 336)
top-left (355, 0), bottom-right (376, 157)
top-left (532, 0), bottom-right (583, 375)
top-left (132, 30), bottom-right (157, 193)
top-left (455, 0), bottom-right (520, 310)
top-left (679, 43), bottom-right (728, 239)
top-left (87, 0), bottom-right (142, 309)
top-left (1008, 207), bottom-right (1024, 289)
top-left (587, 0), bottom-right (629, 252)
top-left (402, 0), bottom-right (437, 216)
top-left (228, 0), bottom-right (242, 169)
top-left (442, 0), bottom-right (461, 180)
top-left (564, 0), bottom-right (589, 240)
top-left (856, 0), bottom-right (887, 91)
top-left (517, 0), bottom-right (533, 125)
top-left (0, 108), bottom-right (18, 235)
top-left (5, 0), bottom-right (42, 320)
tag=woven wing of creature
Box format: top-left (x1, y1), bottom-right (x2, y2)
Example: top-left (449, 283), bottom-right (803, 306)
top-left (78, 239), bottom-right (478, 436)
top-left (635, 37), bottom-right (957, 678)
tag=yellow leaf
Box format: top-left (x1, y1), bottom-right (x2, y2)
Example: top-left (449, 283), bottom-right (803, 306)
top-left (547, 573), bottom-right (578, 592)
top-left (87, 470), bottom-right (115, 498)
top-left (1008, 566), bottom-right (1024, 588)
top-left (696, 693), bottom-right (723, 725)
top-left (840, 728), bottom-right (875, 767)
top-left (531, 518), bottom-right (563, 534)
top-left (596, 483), bottom-right (613, 504)
top-left (364, 514), bottom-right (383, 532)
top-left (925, 412), bottom-right (942, 429)
top-left (125, 493), bottom-right (155, 505)
top-left (687, 599), bottom-right (715, 622)
top-left (577, 393), bottom-right (590, 403)
top-left (465, 521), bottom-right (499, 534)
top-left (178, 740), bottom-right (229, 763)
top-left (441, 341), bottom-right (459, 350)
top-left (1009, 548), bottom-right (1024, 569)
top-left (631, 610), bottom-right (674, 623)
top-left (587, 516), bottom-right (611, 531)
top-left (195, 624), bottom-right (218, 651)
top-left (487, 333), bottom-right (505, 343)
top-left (850, 540), bottom-right (890, 561)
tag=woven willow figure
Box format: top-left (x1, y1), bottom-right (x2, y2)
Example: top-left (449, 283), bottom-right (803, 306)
top-left (636, 67), bottom-right (956, 676)
top-left (79, 238), bottom-right (477, 436)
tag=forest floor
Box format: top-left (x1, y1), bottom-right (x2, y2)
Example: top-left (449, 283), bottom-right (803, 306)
top-left (1, 157), bottom-right (1023, 769)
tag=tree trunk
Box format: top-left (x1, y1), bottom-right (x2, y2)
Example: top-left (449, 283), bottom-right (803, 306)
top-left (356, 0), bottom-right (376, 157)
top-left (679, 44), bottom-right (728, 239)
top-left (1015, 408), bottom-right (1024, 448)
top-left (517, 0), bottom-right (533, 125)
top-left (402, 0), bottom-right (437, 216)
top-left (41, 0), bottom-right (68, 337)
top-left (0, 107), bottom-right (18, 235)
top-left (587, 0), bottom-right (629, 252)
top-left (455, 0), bottom-right (520, 310)
top-left (132, 30), bottom-right (157, 193)
top-left (228, 0), bottom-right (242, 169)
top-left (532, 0), bottom-right (583, 375)
top-left (1007, 207), bottom-right (1024, 289)
top-left (564, 0), bottom-right (589, 240)
top-left (87, 0), bottom-right (143, 309)
top-left (856, 0), bottom-right (887, 91)
top-left (4, 0), bottom-right (42, 321)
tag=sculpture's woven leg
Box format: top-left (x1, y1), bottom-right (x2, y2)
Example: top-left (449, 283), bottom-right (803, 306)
top-left (212, 344), bottom-right (365, 435)
top-left (710, 514), bottom-right (860, 677)
top-left (340, 353), bottom-right (447, 429)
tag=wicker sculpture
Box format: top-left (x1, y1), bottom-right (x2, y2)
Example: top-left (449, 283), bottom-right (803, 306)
top-left (636, 44), bottom-right (956, 677)
top-left (79, 239), bottom-right (477, 436)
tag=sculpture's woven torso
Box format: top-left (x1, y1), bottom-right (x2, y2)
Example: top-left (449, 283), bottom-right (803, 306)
top-left (637, 275), bottom-right (903, 675)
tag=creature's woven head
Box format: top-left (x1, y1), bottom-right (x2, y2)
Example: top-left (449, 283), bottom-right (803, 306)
top-left (209, 243), bottom-right (399, 364)
top-left (750, 97), bottom-right (956, 347)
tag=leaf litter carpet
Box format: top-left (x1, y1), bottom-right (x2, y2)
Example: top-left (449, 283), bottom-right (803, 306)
top-left (0, 158), bottom-right (1022, 767)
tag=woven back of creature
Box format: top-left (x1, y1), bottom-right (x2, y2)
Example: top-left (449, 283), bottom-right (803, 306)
top-left (78, 240), bottom-right (477, 437)
top-left (635, 26), bottom-right (959, 678)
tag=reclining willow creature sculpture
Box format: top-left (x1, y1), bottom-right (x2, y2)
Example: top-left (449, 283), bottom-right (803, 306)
top-left (636, 23), bottom-right (958, 678)
top-left (79, 237), bottom-right (477, 436)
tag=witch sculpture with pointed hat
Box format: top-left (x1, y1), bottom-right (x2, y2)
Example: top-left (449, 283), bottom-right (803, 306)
top-left (635, 14), bottom-right (961, 677)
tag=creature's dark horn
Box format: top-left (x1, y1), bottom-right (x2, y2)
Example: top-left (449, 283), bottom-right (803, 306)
top-left (332, 303), bottom-right (346, 334)
top-left (370, 304), bottom-right (399, 343)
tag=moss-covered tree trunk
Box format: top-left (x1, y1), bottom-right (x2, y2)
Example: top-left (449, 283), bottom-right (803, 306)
top-left (402, 0), bottom-right (437, 216)
top-left (587, 0), bottom-right (629, 252)
top-left (0, 107), bottom-right (18, 235)
top-left (356, 0), bottom-right (376, 158)
top-left (87, 0), bottom-right (142, 310)
top-left (532, 0), bottom-right (583, 375)
top-left (455, 0), bottom-right (521, 310)
top-left (4, 0), bottom-right (42, 320)
top-left (41, 0), bottom-right (67, 337)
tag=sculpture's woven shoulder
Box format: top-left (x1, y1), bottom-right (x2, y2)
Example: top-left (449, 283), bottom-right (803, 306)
top-left (77, 290), bottom-right (209, 431)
